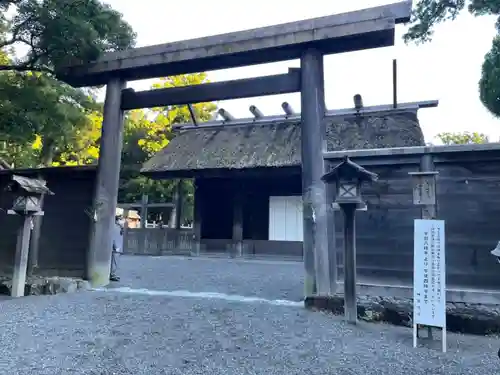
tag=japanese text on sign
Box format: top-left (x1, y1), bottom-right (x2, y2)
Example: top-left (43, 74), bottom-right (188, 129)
top-left (412, 177), bottom-right (436, 205)
top-left (413, 219), bottom-right (446, 328)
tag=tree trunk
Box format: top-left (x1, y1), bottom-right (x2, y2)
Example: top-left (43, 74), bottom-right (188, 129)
top-left (40, 138), bottom-right (55, 166)
top-left (29, 137), bottom-right (54, 274)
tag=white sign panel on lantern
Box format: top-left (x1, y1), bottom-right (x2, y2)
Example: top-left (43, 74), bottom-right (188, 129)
top-left (413, 219), bottom-right (446, 328)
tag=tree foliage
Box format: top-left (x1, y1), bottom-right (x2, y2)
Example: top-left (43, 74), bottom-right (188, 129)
top-left (0, 72), bottom-right (99, 165)
top-left (0, 0), bottom-right (136, 73)
top-left (118, 73), bottom-right (216, 215)
top-left (479, 36), bottom-right (500, 116)
top-left (405, 1), bottom-right (500, 117)
top-left (0, 0), bottom-right (136, 165)
top-left (0, 1), bottom-right (216, 223)
top-left (436, 131), bottom-right (490, 144)
top-left (404, 1), bottom-right (500, 44)
top-left (51, 73), bottom-right (216, 221)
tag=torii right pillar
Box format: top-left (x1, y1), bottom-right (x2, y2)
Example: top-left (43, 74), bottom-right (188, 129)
top-left (300, 48), bottom-right (336, 298)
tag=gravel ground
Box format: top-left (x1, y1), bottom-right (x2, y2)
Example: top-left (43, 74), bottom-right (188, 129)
top-left (0, 255), bottom-right (498, 375)
top-left (116, 255), bottom-right (304, 301)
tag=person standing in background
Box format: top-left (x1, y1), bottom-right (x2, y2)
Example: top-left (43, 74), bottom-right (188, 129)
top-left (110, 215), bottom-right (124, 282)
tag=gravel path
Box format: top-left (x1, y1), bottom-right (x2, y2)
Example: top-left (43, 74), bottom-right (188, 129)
top-left (0, 255), bottom-right (498, 374)
top-left (116, 255), bottom-right (304, 301)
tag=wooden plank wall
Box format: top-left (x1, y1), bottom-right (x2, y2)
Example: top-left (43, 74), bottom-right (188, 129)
top-left (331, 150), bottom-right (500, 291)
top-left (36, 172), bottom-right (95, 276)
top-left (125, 149), bottom-right (500, 292)
top-left (335, 163), bottom-right (420, 285)
top-left (0, 170), bottom-right (95, 278)
top-left (123, 230), bottom-right (304, 258)
top-left (0, 186), bottom-right (21, 272)
top-left (436, 159), bottom-right (500, 289)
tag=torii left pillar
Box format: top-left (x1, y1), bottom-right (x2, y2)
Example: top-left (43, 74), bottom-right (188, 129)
top-left (87, 78), bottom-right (126, 286)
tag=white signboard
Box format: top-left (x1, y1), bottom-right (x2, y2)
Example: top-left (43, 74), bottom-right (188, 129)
top-left (413, 219), bottom-right (446, 351)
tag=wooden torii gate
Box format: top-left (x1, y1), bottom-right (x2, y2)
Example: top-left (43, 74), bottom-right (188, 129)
top-left (56, 1), bottom-right (413, 295)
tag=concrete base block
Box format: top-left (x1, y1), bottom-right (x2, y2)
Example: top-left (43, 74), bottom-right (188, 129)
top-left (304, 294), bottom-right (500, 335)
top-left (0, 275), bottom-right (90, 297)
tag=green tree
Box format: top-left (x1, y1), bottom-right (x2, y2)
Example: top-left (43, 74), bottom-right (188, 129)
top-left (0, 0), bottom-right (135, 73)
top-left (404, 1), bottom-right (500, 116)
top-left (0, 0), bottom-right (136, 166)
top-left (53, 73), bottom-right (217, 222)
top-left (0, 72), bottom-right (99, 165)
top-left (118, 73), bottom-right (217, 223)
top-left (479, 36), bottom-right (500, 116)
top-left (437, 131), bottom-right (490, 145)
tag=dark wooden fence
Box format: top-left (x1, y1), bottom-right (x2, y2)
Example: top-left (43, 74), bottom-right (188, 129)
top-left (123, 228), bottom-right (195, 256)
top-left (123, 228), bottom-right (303, 258)
top-left (326, 143), bottom-right (500, 291)
top-left (0, 167), bottom-right (96, 278)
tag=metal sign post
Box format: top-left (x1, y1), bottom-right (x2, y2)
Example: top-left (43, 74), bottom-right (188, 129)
top-left (409, 169), bottom-right (446, 353)
top-left (413, 219), bottom-right (447, 353)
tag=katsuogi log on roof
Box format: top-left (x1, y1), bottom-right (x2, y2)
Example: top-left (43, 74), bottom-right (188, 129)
top-left (142, 108), bottom-right (425, 178)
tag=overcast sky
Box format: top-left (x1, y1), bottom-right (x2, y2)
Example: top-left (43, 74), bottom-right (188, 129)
top-left (103, 0), bottom-right (500, 143)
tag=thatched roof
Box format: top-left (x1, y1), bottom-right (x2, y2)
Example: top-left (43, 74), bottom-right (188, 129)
top-left (142, 108), bottom-right (425, 177)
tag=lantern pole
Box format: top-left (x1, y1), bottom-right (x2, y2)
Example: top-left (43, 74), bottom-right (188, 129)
top-left (341, 202), bottom-right (358, 324)
top-left (321, 156), bottom-right (378, 325)
top-left (10, 213), bottom-right (35, 297)
top-left (6, 174), bottom-right (52, 298)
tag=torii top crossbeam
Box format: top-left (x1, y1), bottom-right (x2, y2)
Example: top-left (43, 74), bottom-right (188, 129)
top-left (57, 1), bottom-right (412, 87)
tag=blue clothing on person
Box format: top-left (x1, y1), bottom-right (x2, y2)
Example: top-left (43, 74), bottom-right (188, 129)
top-left (112, 222), bottom-right (123, 253)
top-left (110, 221), bottom-right (123, 281)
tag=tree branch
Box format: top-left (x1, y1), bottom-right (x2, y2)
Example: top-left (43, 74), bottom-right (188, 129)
top-left (0, 64), bottom-right (54, 74)
top-left (0, 14), bottom-right (34, 48)
top-left (0, 37), bottom-right (20, 49)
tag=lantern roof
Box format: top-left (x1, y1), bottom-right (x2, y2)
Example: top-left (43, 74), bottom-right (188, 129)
top-left (7, 175), bottom-right (54, 195)
top-left (321, 156), bottom-right (378, 184)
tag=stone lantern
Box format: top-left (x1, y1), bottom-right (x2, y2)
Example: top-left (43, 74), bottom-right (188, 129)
top-left (321, 156), bottom-right (378, 324)
top-left (6, 175), bottom-right (53, 297)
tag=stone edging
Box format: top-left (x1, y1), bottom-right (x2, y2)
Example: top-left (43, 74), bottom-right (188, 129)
top-left (0, 276), bottom-right (90, 297)
top-left (305, 294), bottom-right (500, 335)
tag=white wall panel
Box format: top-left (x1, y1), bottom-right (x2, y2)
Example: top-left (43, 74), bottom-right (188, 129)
top-left (269, 196), bottom-right (303, 241)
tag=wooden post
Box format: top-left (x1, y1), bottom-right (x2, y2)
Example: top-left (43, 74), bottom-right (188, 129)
top-left (122, 209), bottom-right (130, 229)
top-left (420, 154), bottom-right (437, 340)
top-left (169, 182), bottom-right (179, 229)
top-left (300, 48), bottom-right (330, 297)
top-left (170, 180), bottom-right (183, 249)
top-left (122, 208), bottom-right (129, 253)
top-left (326, 172), bottom-right (338, 294)
top-left (175, 180), bottom-right (183, 230)
top-left (232, 189), bottom-right (244, 257)
top-left (409, 153), bottom-right (439, 340)
top-left (168, 181), bottom-right (183, 229)
top-left (86, 78), bottom-right (126, 287)
top-left (193, 180), bottom-right (202, 256)
top-left (140, 194), bottom-right (149, 229)
top-left (139, 194), bottom-right (149, 253)
top-left (11, 215), bottom-right (33, 297)
top-left (393, 59), bottom-right (398, 108)
top-left (342, 204), bottom-right (357, 324)
top-left (420, 155), bottom-right (437, 221)
top-left (27, 193), bottom-right (44, 275)
top-left (169, 205), bottom-right (176, 228)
